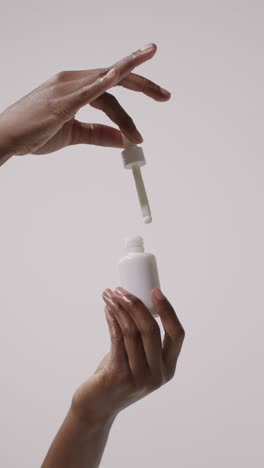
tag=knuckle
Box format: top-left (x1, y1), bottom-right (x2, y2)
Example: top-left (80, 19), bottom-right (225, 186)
top-left (172, 325), bottom-right (185, 342)
top-left (98, 67), bottom-right (109, 78)
top-left (127, 294), bottom-right (142, 308)
top-left (150, 372), bottom-right (164, 390)
top-left (130, 52), bottom-right (137, 61)
top-left (165, 368), bottom-right (176, 382)
top-left (123, 322), bottom-right (140, 340)
top-left (54, 70), bottom-right (69, 82)
top-left (180, 326), bottom-right (186, 340)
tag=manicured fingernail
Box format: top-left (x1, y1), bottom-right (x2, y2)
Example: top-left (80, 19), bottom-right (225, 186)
top-left (114, 287), bottom-right (127, 296)
top-left (103, 295), bottom-right (117, 310)
top-left (153, 288), bottom-right (165, 300)
top-left (160, 87), bottom-right (171, 98)
top-left (132, 129), bottom-right (144, 143)
top-left (102, 289), bottom-right (113, 299)
top-left (140, 43), bottom-right (155, 53)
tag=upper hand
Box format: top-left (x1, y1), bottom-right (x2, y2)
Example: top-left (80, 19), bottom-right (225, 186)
top-left (71, 287), bottom-right (185, 426)
top-left (0, 43), bottom-right (171, 158)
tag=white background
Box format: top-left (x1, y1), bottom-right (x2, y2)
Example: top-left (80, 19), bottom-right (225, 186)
top-left (0, 1), bottom-right (263, 467)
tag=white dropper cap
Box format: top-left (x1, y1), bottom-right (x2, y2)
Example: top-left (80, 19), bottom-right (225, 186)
top-left (121, 135), bottom-right (152, 224)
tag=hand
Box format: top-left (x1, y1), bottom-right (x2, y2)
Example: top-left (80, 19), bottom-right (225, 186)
top-left (71, 287), bottom-right (185, 426)
top-left (0, 43), bottom-right (171, 159)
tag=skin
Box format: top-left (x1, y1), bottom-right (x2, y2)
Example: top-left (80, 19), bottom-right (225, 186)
top-left (0, 43), bottom-right (171, 165)
top-left (0, 43), bottom-right (184, 467)
top-left (42, 287), bottom-right (185, 468)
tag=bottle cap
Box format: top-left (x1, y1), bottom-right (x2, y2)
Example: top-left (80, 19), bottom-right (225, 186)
top-left (121, 135), bottom-right (146, 169)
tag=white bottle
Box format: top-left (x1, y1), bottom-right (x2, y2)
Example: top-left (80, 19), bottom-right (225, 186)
top-left (118, 236), bottom-right (160, 317)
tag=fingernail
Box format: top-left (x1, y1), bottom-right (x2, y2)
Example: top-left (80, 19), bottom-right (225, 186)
top-left (132, 129), bottom-right (144, 143)
top-left (140, 43), bottom-right (155, 53)
top-left (153, 288), bottom-right (165, 300)
top-left (114, 287), bottom-right (127, 296)
top-left (160, 87), bottom-right (171, 98)
top-left (103, 295), bottom-right (117, 310)
top-left (102, 289), bottom-right (113, 299)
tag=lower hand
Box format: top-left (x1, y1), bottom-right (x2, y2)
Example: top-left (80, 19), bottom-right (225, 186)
top-left (0, 43), bottom-right (171, 159)
top-left (71, 287), bottom-right (185, 426)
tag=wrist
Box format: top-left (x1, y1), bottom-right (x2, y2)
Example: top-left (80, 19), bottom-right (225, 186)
top-left (70, 391), bottom-right (117, 434)
top-left (69, 405), bottom-right (116, 437)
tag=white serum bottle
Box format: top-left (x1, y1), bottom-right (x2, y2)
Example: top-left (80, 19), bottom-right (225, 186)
top-left (118, 236), bottom-right (160, 317)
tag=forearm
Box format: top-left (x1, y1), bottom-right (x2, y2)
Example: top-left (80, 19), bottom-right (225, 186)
top-left (41, 402), bottom-right (116, 468)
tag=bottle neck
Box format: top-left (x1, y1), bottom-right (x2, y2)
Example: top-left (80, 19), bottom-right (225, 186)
top-left (125, 236), bottom-right (144, 254)
top-left (127, 246), bottom-right (144, 253)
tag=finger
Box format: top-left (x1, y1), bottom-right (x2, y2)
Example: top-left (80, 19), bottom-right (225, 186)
top-left (44, 69), bottom-right (109, 97)
top-left (49, 42), bottom-right (156, 90)
top-left (70, 120), bottom-right (124, 148)
top-left (66, 67), bottom-right (119, 113)
top-left (104, 305), bottom-right (129, 367)
top-left (111, 43), bottom-right (157, 83)
top-left (48, 67), bottom-right (170, 104)
top-left (119, 72), bottom-right (171, 101)
top-left (90, 93), bottom-right (143, 144)
top-left (68, 44), bottom-right (157, 111)
top-left (50, 68), bottom-right (101, 84)
top-left (113, 288), bottom-right (163, 374)
top-left (151, 289), bottom-right (185, 376)
top-left (102, 289), bottom-right (149, 381)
